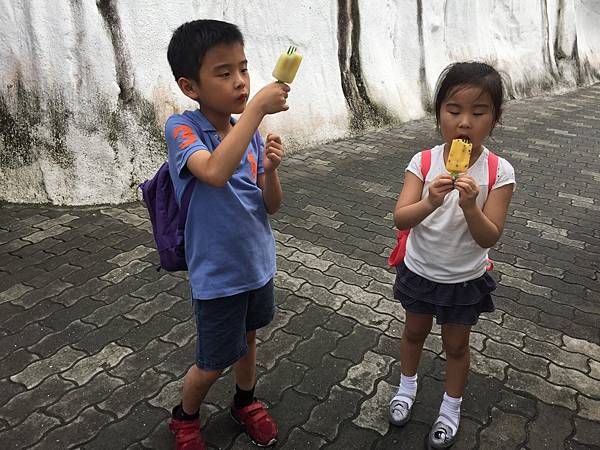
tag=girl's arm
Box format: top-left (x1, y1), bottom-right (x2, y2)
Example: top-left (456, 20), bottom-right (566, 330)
top-left (394, 172), bottom-right (454, 229)
top-left (455, 176), bottom-right (513, 248)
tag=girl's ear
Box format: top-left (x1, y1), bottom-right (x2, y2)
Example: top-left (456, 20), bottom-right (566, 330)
top-left (177, 77), bottom-right (200, 101)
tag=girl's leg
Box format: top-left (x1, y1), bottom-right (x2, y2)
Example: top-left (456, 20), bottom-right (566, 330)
top-left (400, 311), bottom-right (434, 375)
top-left (429, 323), bottom-right (471, 446)
top-left (441, 324), bottom-right (471, 397)
top-left (390, 311), bottom-right (434, 426)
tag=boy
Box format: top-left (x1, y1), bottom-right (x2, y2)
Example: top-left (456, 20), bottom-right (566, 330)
top-left (165, 19), bottom-right (290, 449)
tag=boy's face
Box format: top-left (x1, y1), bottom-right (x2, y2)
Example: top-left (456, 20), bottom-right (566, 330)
top-left (183, 42), bottom-right (249, 115)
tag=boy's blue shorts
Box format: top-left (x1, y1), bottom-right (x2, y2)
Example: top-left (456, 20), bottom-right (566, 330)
top-left (192, 278), bottom-right (275, 371)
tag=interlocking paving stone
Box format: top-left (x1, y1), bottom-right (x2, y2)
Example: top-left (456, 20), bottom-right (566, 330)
top-left (296, 353), bottom-right (354, 401)
top-left (62, 342), bottom-right (133, 385)
top-left (1, 83), bottom-right (599, 448)
top-left (27, 406), bottom-right (113, 450)
top-left (332, 323), bottom-right (380, 363)
top-left (1, 374), bottom-right (76, 426)
top-left (478, 407), bottom-right (527, 449)
top-left (0, 411), bottom-right (61, 449)
top-left (526, 402), bottom-right (574, 450)
top-left (98, 369), bottom-right (171, 418)
top-left (303, 385), bottom-right (362, 441)
top-left (11, 345), bottom-right (87, 389)
top-left (572, 416), bottom-right (600, 449)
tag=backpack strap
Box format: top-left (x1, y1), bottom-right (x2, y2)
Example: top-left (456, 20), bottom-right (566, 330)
top-left (420, 149), bottom-right (432, 179)
top-left (485, 151), bottom-right (500, 272)
top-left (487, 151), bottom-right (498, 194)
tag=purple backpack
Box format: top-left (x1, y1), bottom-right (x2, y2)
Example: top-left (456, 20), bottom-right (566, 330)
top-left (139, 162), bottom-right (195, 271)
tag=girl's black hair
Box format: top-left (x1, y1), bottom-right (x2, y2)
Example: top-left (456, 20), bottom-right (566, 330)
top-left (434, 62), bottom-right (504, 127)
top-left (167, 19), bottom-right (244, 82)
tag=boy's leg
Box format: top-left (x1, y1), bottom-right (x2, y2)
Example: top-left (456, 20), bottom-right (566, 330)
top-left (171, 294), bottom-right (249, 450)
top-left (181, 365), bottom-right (223, 415)
top-left (230, 279), bottom-right (277, 446)
top-left (234, 330), bottom-right (257, 390)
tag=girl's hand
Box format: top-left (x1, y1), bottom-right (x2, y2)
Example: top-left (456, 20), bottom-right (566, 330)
top-left (263, 133), bottom-right (284, 173)
top-left (454, 174), bottom-right (480, 209)
top-left (426, 174), bottom-right (454, 208)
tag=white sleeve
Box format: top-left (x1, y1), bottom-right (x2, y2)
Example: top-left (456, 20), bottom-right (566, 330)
top-left (493, 157), bottom-right (516, 191)
top-left (406, 152), bottom-right (423, 180)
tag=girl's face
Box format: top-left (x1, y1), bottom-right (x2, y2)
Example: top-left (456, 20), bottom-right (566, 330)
top-left (439, 84), bottom-right (496, 152)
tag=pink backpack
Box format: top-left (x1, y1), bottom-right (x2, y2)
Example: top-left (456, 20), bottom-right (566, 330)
top-left (387, 149), bottom-right (499, 269)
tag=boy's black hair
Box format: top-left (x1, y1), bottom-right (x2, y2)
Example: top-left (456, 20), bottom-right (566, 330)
top-left (167, 19), bottom-right (244, 82)
top-left (434, 62), bottom-right (504, 127)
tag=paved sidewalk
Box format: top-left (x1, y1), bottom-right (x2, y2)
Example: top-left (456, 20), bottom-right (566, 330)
top-left (1, 84), bottom-right (599, 450)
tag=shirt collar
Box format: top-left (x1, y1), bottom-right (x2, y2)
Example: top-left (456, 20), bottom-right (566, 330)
top-left (191, 109), bottom-right (237, 132)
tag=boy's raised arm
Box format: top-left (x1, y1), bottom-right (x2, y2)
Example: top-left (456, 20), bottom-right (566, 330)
top-left (186, 82), bottom-right (289, 187)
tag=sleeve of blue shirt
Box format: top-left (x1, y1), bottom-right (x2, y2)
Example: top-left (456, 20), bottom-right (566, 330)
top-left (165, 115), bottom-right (209, 178)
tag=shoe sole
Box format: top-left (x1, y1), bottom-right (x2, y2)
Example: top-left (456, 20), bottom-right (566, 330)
top-left (230, 409), bottom-right (277, 447)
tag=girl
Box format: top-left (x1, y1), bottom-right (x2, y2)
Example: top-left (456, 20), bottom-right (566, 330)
top-left (388, 62), bottom-right (515, 449)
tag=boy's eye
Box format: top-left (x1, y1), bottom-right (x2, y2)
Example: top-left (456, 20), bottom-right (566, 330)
top-left (241, 68), bottom-right (248, 74)
top-left (219, 72), bottom-right (230, 78)
top-left (448, 111), bottom-right (459, 116)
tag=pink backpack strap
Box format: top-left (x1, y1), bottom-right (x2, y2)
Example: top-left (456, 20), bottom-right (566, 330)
top-left (487, 151), bottom-right (499, 193)
top-left (420, 149), bottom-right (432, 179)
top-left (485, 151), bottom-right (500, 272)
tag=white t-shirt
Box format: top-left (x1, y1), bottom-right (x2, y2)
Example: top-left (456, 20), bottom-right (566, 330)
top-left (404, 144), bottom-right (516, 283)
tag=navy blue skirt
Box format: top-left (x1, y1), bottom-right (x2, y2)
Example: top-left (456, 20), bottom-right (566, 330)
top-left (393, 261), bottom-right (496, 325)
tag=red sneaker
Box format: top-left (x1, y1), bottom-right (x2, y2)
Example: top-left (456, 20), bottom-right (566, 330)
top-left (230, 400), bottom-right (278, 447)
top-left (169, 418), bottom-right (206, 450)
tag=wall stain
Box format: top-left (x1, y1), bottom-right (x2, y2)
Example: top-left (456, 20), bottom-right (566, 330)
top-left (0, 76), bottom-right (73, 170)
top-left (416, 0), bottom-right (431, 112)
top-left (337, 0), bottom-right (394, 132)
top-left (96, 0), bottom-right (135, 105)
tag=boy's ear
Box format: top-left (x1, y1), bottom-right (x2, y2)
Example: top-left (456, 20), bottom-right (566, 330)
top-left (177, 77), bottom-right (200, 101)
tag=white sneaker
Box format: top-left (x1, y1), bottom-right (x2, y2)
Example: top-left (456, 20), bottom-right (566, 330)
top-left (388, 392), bottom-right (415, 426)
top-left (428, 415), bottom-right (458, 449)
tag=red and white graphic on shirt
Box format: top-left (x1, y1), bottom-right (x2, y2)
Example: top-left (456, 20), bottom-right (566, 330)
top-left (173, 125), bottom-right (198, 150)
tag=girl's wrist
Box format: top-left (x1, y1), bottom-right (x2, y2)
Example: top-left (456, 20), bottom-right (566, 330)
top-left (424, 196), bottom-right (439, 211)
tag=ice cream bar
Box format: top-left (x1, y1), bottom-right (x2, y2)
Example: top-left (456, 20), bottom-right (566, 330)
top-left (445, 138), bottom-right (473, 177)
top-left (272, 46), bottom-right (302, 83)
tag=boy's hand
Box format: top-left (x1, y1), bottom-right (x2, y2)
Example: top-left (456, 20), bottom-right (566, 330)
top-left (251, 82), bottom-right (290, 115)
top-left (426, 174), bottom-right (454, 208)
top-left (455, 174), bottom-right (480, 210)
top-left (263, 133), bottom-right (284, 173)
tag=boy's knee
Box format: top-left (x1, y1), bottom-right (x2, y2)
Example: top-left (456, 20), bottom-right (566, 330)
top-left (246, 330), bottom-right (257, 346)
top-left (189, 364), bottom-right (223, 383)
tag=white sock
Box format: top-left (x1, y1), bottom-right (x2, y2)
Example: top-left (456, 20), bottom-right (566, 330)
top-left (437, 392), bottom-right (461, 435)
top-left (393, 373), bottom-right (417, 407)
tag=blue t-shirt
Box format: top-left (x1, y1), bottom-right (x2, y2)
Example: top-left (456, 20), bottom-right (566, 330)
top-left (165, 109), bottom-right (276, 300)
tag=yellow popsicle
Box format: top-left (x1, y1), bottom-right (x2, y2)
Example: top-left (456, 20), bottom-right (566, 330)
top-left (445, 138), bottom-right (473, 177)
top-left (272, 46), bottom-right (302, 83)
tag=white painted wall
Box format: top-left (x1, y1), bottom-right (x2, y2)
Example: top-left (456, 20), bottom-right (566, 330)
top-left (0, 0), bottom-right (599, 205)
